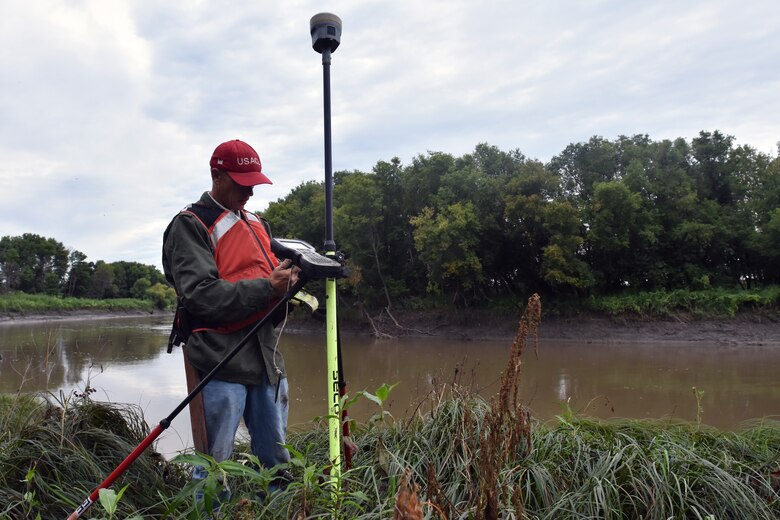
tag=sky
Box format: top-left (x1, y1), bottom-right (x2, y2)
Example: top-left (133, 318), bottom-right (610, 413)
top-left (1, 0), bottom-right (778, 271)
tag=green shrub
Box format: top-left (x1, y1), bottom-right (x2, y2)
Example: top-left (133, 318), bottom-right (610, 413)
top-left (145, 283), bottom-right (177, 310)
top-left (589, 286), bottom-right (780, 319)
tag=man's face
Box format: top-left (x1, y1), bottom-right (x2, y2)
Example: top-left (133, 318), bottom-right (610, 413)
top-left (211, 170), bottom-right (255, 211)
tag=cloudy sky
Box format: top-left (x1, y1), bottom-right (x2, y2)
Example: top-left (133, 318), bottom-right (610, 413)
top-left (1, 0), bottom-right (778, 270)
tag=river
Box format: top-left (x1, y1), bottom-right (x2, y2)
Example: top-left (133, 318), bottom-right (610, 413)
top-left (1, 315), bottom-right (778, 457)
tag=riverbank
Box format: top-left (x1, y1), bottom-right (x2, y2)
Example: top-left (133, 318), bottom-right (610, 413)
top-left (2, 307), bottom-right (779, 346)
top-left (0, 308), bottom-right (169, 326)
top-left (321, 309), bottom-right (780, 346)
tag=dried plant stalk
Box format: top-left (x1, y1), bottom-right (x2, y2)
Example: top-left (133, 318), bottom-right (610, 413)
top-left (477, 293), bottom-right (541, 520)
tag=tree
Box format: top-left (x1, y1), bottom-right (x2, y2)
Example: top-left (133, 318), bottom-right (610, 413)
top-left (502, 160), bottom-right (563, 294)
top-left (88, 261), bottom-right (116, 299)
top-left (146, 282), bottom-right (177, 309)
top-left (724, 144), bottom-right (777, 286)
top-left (401, 151), bottom-right (455, 217)
top-left (587, 181), bottom-right (644, 291)
top-left (111, 261), bottom-right (166, 298)
top-left (469, 142), bottom-right (526, 178)
top-left (746, 155), bottom-right (780, 284)
top-left (333, 171), bottom-right (396, 308)
top-left (548, 136), bottom-right (619, 202)
top-left (411, 202), bottom-right (483, 306)
top-left (371, 158), bottom-right (420, 300)
top-left (691, 130), bottom-right (735, 204)
top-left (0, 244), bottom-right (20, 293)
top-left (254, 136), bottom-right (779, 309)
top-left (131, 277), bottom-right (152, 299)
top-left (0, 234), bottom-right (68, 294)
top-left (262, 181), bottom-right (325, 247)
top-left (65, 250), bottom-right (92, 297)
top-left (540, 201), bottom-right (593, 294)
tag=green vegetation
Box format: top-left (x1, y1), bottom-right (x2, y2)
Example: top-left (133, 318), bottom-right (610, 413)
top-left (588, 286), bottom-right (780, 319)
top-left (0, 391), bottom-right (187, 519)
top-left (265, 131), bottom-right (780, 315)
top-left (2, 391), bottom-right (778, 519)
top-left (0, 234), bottom-right (174, 308)
top-left (2, 130), bottom-right (780, 319)
top-left (0, 292), bottom-right (157, 314)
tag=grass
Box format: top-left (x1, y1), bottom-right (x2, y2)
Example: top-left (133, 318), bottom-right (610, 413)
top-left (1, 293), bottom-right (778, 519)
top-left (0, 292), bottom-right (155, 314)
top-left (1, 392), bottom-right (778, 519)
top-left (588, 286), bottom-right (780, 319)
top-left (0, 390), bottom-right (187, 519)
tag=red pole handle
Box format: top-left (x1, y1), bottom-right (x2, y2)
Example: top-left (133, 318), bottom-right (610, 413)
top-left (67, 423), bottom-right (165, 519)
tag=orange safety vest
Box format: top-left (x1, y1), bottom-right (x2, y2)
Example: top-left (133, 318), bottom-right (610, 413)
top-left (182, 203), bottom-right (280, 334)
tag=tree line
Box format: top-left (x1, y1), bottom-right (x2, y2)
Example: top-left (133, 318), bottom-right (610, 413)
top-left (0, 233), bottom-right (173, 307)
top-left (2, 131), bottom-right (778, 313)
top-left (264, 131), bottom-right (780, 310)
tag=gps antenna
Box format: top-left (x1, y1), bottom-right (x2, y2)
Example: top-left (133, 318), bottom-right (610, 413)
top-left (310, 12), bottom-right (342, 54)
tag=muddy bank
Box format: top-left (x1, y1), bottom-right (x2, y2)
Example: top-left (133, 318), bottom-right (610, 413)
top-left (533, 314), bottom-right (780, 346)
top-left (0, 309), bottom-right (170, 326)
top-left (286, 309), bottom-right (780, 346)
top-left (2, 308), bottom-right (778, 346)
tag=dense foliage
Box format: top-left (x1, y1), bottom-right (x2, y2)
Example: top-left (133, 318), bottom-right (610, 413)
top-left (264, 131), bottom-right (780, 310)
top-left (0, 234), bottom-right (175, 308)
top-left (2, 131), bottom-right (779, 314)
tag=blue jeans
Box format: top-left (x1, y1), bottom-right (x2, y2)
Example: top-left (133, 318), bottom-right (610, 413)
top-left (200, 377), bottom-right (290, 467)
top-left (191, 377), bottom-right (289, 513)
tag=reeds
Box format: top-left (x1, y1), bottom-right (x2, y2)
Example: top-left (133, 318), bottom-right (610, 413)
top-left (525, 416), bottom-right (780, 519)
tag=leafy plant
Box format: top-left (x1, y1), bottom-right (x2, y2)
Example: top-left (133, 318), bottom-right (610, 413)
top-left (96, 484), bottom-right (143, 520)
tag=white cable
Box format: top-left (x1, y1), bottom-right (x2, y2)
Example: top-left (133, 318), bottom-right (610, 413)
top-left (271, 269), bottom-right (293, 377)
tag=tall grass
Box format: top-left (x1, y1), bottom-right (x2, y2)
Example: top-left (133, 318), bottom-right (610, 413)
top-left (0, 391), bottom-right (187, 519)
top-left (0, 292), bottom-right (154, 313)
top-left (589, 286), bottom-right (780, 319)
top-left (4, 392), bottom-right (776, 519)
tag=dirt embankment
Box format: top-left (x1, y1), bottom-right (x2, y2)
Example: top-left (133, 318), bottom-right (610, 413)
top-left (286, 308), bottom-right (780, 346)
top-left (2, 308), bottom-right (778, 346)
top-left (0, 309), bottom-right (169, 326)
top-left (534, 314), bottom-right (780, 346)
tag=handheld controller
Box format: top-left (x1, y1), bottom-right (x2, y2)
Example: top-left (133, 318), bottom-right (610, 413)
top-left (271, 237), bottom-right (346, 280)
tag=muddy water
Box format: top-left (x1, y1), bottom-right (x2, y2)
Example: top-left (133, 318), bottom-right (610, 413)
top-left (1, 315), bottom-right (778, 457)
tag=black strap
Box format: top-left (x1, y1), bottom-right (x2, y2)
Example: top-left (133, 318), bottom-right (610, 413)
top-left (166, 301), bottom-right (192, 353)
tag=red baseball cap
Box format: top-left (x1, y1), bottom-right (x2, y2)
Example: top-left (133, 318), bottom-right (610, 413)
top-left (209, 139), bottom-right (272, 186)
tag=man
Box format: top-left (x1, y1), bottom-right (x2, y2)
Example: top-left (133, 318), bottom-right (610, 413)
top-left (162, 139), bottom-right (299, 483)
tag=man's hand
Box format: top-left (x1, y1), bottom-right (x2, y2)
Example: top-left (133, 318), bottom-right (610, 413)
top-left (270, 259), bottom-right (301, 298)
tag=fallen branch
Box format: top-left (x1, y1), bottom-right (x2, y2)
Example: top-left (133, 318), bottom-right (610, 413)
top-left (384, 306), bottom-right (436, 336)
top-left (363, 307), bottom-right (394, 339)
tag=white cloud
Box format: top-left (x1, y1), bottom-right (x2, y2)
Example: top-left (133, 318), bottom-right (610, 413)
top-left (1, 0), bottom-right (778, 269)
